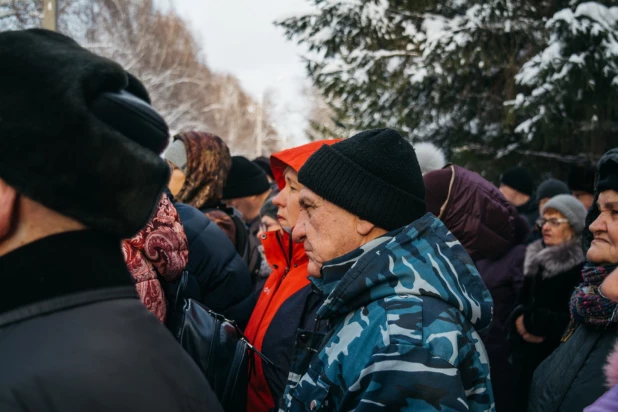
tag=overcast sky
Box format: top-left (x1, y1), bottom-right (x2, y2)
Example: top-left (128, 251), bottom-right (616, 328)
top-left (168, 0), bottom-right (315, 146)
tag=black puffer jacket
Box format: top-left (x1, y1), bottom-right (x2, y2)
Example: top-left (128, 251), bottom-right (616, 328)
top-left (171, 195), bottom-right (255, 328)
top-left (529, 149), bottom-right (618, 412)
top-left (0, 230), bottom-right (222, 412)
top-left (519, 238), bottom-right (585, 343)
top-left (511, 238), bottom-right (584, 411)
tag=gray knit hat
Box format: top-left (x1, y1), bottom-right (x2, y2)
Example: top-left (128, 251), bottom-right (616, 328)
top-left (163, 139), bottom-right (188, 174)
top-left (542, 194), bottom-right (587, 235)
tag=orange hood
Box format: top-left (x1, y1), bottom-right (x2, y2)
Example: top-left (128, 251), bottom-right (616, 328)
top-left (270, 139), bottom-right (342, 190)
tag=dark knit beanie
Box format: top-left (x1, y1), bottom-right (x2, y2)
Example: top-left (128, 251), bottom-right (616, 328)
top-left (597, 159), bottom-right (618, 194)
top-left (0, 29), bottom-right (170, 238)
top-left (536, 178), bottom-right (571, 202)
top-left (223, 156), bottom-right (271, 199)
top-left (500, 167), bottom-right (534, 196)
top-left (253, 156), bottom-right (275, 180)
top-left (568, 164), bottom-right (595, 194)
top-left (298, 128), bottom-right (426, 231)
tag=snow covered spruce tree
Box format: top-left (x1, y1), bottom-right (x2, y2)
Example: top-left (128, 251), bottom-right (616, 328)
top-left (511, 1), bottom-right (618, 157)
top-left (279, 0), bottom-right (616, 176)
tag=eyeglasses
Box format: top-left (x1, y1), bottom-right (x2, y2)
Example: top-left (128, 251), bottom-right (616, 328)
top-left (536, 218), bottom-right (569, 228)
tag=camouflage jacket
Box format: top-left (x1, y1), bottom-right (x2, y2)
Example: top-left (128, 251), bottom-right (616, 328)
top-left (279, 213), bottom-right (495, 411)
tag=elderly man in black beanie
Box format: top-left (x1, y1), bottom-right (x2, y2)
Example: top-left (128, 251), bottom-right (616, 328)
top-left (0, 29), bottom-right (221, 411)
top-left (279, 128), bottom-right (494, 411)
top-left (223, 156), bottom-right (273, 235)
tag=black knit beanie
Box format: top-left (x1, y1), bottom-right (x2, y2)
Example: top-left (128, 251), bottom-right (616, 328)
top-left (223, 156), bottom-right (270, 199)
top-left (298, 128), bottom-right (426, 231)
top-left (536, 178), bottom-right (570, 202)
top-left (568, 164), bottom-right (595, 194)
top-left (597, 159), bottom-right (618, 194)
top-left (500, 167), bottom-right (534, 196)
top-left (253, 156), bottom-right (275, 180)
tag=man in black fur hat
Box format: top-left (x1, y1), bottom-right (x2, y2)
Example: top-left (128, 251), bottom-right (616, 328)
top-left (0, 29), bottom-right (221, 411)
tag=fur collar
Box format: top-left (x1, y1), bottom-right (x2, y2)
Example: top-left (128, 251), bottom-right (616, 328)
top-left (524, 238), bottom-right (584, 279)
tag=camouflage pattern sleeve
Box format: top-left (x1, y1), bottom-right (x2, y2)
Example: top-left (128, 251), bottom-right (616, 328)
top-left (344, 344), bottom-right (472, 411)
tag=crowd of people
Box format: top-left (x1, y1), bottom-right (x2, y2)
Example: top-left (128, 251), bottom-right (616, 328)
top-left (2, 28), bottom-right (618, 412)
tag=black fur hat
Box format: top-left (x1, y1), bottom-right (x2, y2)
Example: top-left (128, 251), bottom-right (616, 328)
top-left (0, 29), bottom-right (170, 238)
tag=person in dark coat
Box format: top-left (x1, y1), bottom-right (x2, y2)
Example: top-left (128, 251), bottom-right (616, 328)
top-left (0, 29), bottom-right (221, 411)
top-left (511, 194), bottom-right (587, 411)
top-left (223, 156), bottom-right (274, 237)
top-left (500, 166), bottom-right (539, 231)
top-left (569, 163), bottom-right (596, 210)
top-left (425, 164), bottom-right (527, 412)
top-left (168, 193), bottom-right (255, 328)
top-left (529, 149), bottom-right (618, 412)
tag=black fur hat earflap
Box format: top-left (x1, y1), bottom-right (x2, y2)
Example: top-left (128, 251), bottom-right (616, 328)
top-left (0, 29), bottom-right (170, 238)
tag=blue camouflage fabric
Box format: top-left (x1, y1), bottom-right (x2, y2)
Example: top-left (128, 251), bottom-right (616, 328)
top-left (279, 213), bottom-right (495, 411)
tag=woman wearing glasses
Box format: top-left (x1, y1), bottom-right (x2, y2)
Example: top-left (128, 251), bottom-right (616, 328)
top-left (512, 194), bottom-right (587, 409)
top-left (529, 150), bottom-right (618, 411)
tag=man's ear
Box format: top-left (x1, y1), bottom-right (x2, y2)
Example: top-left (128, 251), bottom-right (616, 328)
top-left (0, 179), bottom-right (18, 239)
top-left (356, 218), bottom-right (376, 237)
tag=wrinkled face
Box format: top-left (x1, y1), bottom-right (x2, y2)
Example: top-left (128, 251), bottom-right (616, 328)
top-left (587, 190), bottom-right (618, 264)
top-left (292, 188), bottom-right (364, 277)
top-left (573, 190), bottom-right (594, 210)
top-left (167, 162), bottom-right (186, 196)
top-left (272, 167), bottom-right (301, 229)
top-left (539, 209), bottom-right (573, 247)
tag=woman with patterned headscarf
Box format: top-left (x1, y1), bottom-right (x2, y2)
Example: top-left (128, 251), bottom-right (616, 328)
top-left (163, 131), bottom-right (254, 327)
top-left (165, 131), bottom-right (237, 240)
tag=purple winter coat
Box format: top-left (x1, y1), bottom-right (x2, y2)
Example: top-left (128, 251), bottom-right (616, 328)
top-left (585, 340), bottom-right (618, 411)
top-left (425, 165), bottom-right (528, 412)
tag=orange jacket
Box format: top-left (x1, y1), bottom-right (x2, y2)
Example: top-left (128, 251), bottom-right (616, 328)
top-left (245, 139), bottom-right (341, 412)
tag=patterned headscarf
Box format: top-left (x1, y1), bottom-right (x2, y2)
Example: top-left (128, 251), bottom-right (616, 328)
top-left (122, 194), bottom-right (189, 322)
top-left (174, 131), bottom-right (232, 209)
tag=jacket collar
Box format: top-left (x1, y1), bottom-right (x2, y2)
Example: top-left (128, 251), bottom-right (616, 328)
top-left (311, 214), bottom-right (493, 333)
top-left (313, 231), bottom-right (398, 298)
top-left (0, 230), bottom-right (135, 315)
top-left (261, 229), bottom-right (308, 271)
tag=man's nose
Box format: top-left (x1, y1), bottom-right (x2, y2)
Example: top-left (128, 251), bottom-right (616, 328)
top-left (292, 214), bottom-right (307, 243)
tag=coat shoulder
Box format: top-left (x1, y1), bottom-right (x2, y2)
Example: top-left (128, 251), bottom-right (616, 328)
top-left (0, 299), bottom-right (222, 411)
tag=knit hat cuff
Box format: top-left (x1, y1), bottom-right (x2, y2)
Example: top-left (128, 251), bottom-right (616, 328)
top-left (222, 174), bottom-right (270, 199)
top-left (298, 145), bottom-right (426, 231)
